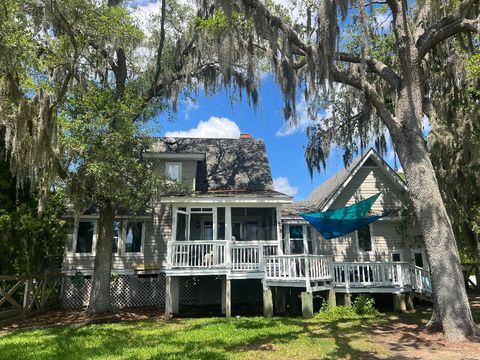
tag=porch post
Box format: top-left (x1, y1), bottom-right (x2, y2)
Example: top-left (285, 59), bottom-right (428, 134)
top-left (276, 206), bottom-right (284, 255)
top-left (301, 291), bottom-right (314, 318)
top-left (328, 288), bottom-right (337, 307)
top-left (343, 293), bottom-right (352, 307)
top-left (165, 275), bottom-right (179, 320)
top-left (393, 293), bottom-right (407, 312)
top-left (406, 291), bottom-right (414, 311)
top-left (221, 276), bottom-right (231, 317)
top-left (263, 287), bottom-right (273, 317)
top-left (165, 275), bottom-right (172, 319)
top-left (213, 207), bottom-right (218, 240)
top-left (225, 207), bottom-right (232, 240)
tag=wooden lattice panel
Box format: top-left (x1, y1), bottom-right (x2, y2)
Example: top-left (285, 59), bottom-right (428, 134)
top-left (62, 274), bottom-right (166, 309)
top-left (232, 279), bottom-right (262, 304)
top-left (179, 276), bottom-right (222, 305)
top-left (62, 277), bottom-right (92, 309)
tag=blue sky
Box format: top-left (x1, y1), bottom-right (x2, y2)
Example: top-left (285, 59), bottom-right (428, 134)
top-left (130, 0), bottom-right (402, 200)
top-left (154, 76), bottom-right (397, 200)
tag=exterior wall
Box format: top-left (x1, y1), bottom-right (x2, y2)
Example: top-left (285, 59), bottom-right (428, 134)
top-left (329, 166), bottom-right (407, 212)
top-left (153, 159), bottom-right (198, 190)
top-left (62, 203), bottom-right (173, 274)
top-left (310, 163), bottom-right (425, 264)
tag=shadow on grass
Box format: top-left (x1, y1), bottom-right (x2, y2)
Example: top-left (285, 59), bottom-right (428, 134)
top-left (0, 315), bottom-right (393, 360)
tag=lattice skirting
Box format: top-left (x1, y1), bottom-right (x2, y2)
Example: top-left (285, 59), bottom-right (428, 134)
top-left (232, 279), bottom-right (263, 303)
top-left (62, 274), bottom-right (166, 309)
top-left (62, 275), bottom-right (263, 309)
top-left (179, 276), bottom-right (222, 305)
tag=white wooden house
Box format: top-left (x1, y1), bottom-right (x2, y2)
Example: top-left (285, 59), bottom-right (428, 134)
top-left (62, 137), bottom-right (431, 317)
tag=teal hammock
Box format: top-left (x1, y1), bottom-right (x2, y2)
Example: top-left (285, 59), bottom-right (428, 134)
top-left (299, 192), bottom-right (382, 239)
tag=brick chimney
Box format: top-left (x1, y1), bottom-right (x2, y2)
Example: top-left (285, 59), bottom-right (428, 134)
top-left (240, 133), bottom-right (252, 139)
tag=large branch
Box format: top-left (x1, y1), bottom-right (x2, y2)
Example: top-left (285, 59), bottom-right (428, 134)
top-left (336, 52), bottom-right (401, 90)
top-left (417, 6), bottom-right (480, 59)
top-left (242, 0), bottom-right (313, 56)
top-left (152, 0), bottom-right (167, 87)
top-left (332, 68), bottom-right (398, 131)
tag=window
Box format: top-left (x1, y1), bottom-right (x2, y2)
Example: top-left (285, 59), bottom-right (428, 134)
top-left (112, 220), bottom-right (121, 254)
top-left (246, 221), bottom-right (258, 241)
top-left (125, 222), bottom-right (143, 253)
top-left (289, 225), bottom-right (305, 254)
top-left (391, 252), bottom-right (402, 262)
top-left (204, 221), bottom-right (213, 240)
top-left (232, 222), bottom-right (241, 241)
top-left (414, 252), bottom-right (424, 268)
top-left (357, 225), bottom-right (372, 252)
top-left (289, 225), bottom-right (303, 239)
top-left (165, 162), bottom-right (181, 181)
top-left (76, 221), bottom-right (94, 253)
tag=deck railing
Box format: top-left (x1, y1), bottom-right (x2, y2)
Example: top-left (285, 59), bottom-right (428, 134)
top-left (169, 241), bottom-right (226, 268)
top-left (167, 241), bottom-right (432, 294)
top-left (409, 265), bottom-right (432, 294)
top-left (332, 262), bottom-right (408, 288)
top-left (263, 255), bottom-right (333, 281)
top-left (168, 240), bottom-right (279, 270)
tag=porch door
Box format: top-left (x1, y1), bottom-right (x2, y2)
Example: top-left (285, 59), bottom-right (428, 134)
top-left (176, 209), bottom-right (189, 241)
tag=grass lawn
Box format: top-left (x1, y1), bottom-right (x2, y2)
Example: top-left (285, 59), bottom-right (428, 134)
top-left (0, 312), bottom-right (393, 360)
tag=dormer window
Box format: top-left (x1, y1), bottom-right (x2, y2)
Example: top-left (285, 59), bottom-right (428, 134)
top-left (166, 162), bottom-right (182, 181)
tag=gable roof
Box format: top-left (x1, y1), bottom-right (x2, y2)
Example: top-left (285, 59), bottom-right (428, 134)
top-left (283, 148), bottom-right (408, 216)
top-left (149, 137), bottom-right (287, 196)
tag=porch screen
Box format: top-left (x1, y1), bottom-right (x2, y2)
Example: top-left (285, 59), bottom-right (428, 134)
top-left (299, 193), bottom-right (382, 240)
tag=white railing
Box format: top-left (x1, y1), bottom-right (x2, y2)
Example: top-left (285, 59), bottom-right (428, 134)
top-left (168, 240), bottom-right (279, 270)
top-left (264, 255), bottom-right (332, 281)
top-left (409, 265), bottom-right (432, 294)
top-left (332, 262), bottom-right (410, 289)
top-left (169, 241), bottom-right (226, 268)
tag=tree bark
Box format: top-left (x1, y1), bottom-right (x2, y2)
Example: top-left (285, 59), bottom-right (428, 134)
top-left (88, 200), bottom-right (115, 314)
top-left (389, 105), bottom-right (478, 341)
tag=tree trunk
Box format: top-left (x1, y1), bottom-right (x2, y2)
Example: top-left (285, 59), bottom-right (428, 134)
top-left (390, 113), bottom-right (478, 341)
top-left (88, 200), bottom-right (115, 314)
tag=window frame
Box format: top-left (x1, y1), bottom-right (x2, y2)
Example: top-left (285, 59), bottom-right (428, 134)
top-left (165, 162), bottom-right (182, 181)
top-left (73, 219), bottom-right (98, 257)
top-left (356, 223), bottom-right (374, 254)
top-left (390, 251), bottom-right (403, 262)
top-left (122, 221), bottom-right (145, 256)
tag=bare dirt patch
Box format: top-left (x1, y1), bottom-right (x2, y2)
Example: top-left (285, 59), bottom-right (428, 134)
top-left (373, 293), bottom-right (480, 360)
top-left (0, 307), bottom-right (165, 332)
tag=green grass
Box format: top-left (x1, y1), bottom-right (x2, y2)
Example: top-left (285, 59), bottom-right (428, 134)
top-left (2, 308), bottom-right (477, 360)
top-left (0, 312), bottom-right (391, 360)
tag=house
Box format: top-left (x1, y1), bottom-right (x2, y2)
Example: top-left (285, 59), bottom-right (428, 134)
top-left (62, 137), bottom-right (431, 317)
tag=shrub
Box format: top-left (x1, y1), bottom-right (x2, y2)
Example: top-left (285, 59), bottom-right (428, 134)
top-left (352, 295), bottom-right (378, 315)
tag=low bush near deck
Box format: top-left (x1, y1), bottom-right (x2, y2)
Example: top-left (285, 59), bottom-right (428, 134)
top-left (316, 295), bottom-right (379, 320)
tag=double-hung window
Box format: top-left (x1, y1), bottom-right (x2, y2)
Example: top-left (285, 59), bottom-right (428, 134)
top-left (125, 222), bottom-right (143, 253)
top-left (165, 162), bottom-right (182, 181)
top-left (76, 221), bottom-right (95, 254)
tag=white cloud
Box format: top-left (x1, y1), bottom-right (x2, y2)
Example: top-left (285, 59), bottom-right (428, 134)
top-left (182, 98), bottom-right (200, 120)
top-left (273, 177), bottom-right (298, 197)
top-left (164, 116), bottom-right (241, 138)
top-left (276, 98), bottom-right (316, 137)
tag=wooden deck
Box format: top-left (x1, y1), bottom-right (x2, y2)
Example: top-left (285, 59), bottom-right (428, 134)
top-left (165, 240), bottom-right (432, 295)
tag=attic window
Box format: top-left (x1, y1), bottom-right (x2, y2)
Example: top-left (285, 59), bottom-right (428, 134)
top-left (166, 162), bottom-right (182, 181)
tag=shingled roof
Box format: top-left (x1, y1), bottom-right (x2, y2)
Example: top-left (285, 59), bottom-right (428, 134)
top-left (150, 137), bottom-right (287, 197)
